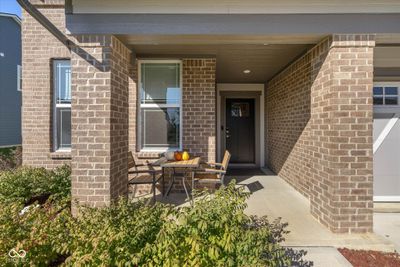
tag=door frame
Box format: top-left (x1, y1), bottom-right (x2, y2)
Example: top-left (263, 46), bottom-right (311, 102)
top-left (217, 84), bottom-right (265, 167)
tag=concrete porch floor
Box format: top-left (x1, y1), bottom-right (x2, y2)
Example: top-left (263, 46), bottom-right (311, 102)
top-left (241, 169), bottom-right (395, 251)
top-left (159, 169), bottom-right (395, 250)
top-left (155, 168), bottom-right (398, 266)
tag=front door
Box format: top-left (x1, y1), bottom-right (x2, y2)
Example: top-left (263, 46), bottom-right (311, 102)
top-left (226, 98), bottom-right (255, 163)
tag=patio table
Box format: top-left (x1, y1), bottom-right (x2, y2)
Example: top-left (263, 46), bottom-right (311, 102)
top-left (160, 157), bottom-right (201, 198)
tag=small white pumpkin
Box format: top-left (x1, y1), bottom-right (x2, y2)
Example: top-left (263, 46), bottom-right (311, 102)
top-left (165, 151), bottom-right (175, 161)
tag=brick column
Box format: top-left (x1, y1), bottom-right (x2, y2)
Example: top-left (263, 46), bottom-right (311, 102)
top-left (71, 35), bottom-right (130, 208)
top-left (310, 35), bottom-right (375, 233)
top-left (267, 34), bottom-right (375, 233)
top-left (182, 58), bottom-right (216, 162)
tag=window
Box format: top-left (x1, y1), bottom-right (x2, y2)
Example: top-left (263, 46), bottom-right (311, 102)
top-left (231, 103), bottom-right (250, 117)
top-left (139, 60), bottom-right (182, 151)
top-left (17, 65), bottom-right (22, 91)
top-left (373, 84), bottom-right (399, 106)
top-left (53, 60), bottom-right (71, 151)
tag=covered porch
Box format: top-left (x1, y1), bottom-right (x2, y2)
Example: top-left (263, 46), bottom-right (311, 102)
top-left (68, 32), bottom-right (378, 233)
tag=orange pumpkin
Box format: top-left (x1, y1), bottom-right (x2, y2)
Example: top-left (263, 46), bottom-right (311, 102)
top-left (174, 151), bottom-right (182, 161)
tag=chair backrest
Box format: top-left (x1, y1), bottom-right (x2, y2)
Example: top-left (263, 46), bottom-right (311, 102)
top-left (128, 151), bottom-right (136, 170)
top-left (221, 150), bottom-right (231, 171)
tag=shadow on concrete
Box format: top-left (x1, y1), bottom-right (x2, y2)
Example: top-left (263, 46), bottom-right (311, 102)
top-left (246, 181), bottom-right (264, 194)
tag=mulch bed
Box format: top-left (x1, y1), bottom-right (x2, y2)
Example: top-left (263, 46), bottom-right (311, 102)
top-left (338, 248), bottom-right (400, 267)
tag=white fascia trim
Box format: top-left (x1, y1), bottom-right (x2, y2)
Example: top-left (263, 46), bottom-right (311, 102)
top-left (0, 12), bottom-right (21, 25)
top-left (374, 196), bottom-right (400, 202)
top-left (0, 144), bottom-right (22, 148)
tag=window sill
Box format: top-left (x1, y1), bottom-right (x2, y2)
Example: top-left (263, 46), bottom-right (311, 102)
top-left (136, 151), bottom-right (163, 159)
top-left (49, 151), bottom-right (72, 159)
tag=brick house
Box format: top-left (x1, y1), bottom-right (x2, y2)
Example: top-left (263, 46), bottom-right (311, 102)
top-left (19, 0), bottom-right (400, 233)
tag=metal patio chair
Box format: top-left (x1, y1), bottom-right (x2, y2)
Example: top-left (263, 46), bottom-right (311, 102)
top-left (192, 150), bottom-right (231, 189)
top-left (127, 151), bottom-right (163, 202)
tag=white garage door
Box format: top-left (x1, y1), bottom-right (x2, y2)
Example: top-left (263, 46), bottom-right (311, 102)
top-left (373, 83), bottom-right (400, 202)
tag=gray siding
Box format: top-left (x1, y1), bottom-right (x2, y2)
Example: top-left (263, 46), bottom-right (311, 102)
top-left (66, 14), bottom-right (400, 36)
top-left (72, 0), bottom-right (400, 14)
top-left (0, 16), bottom-right (21, 146)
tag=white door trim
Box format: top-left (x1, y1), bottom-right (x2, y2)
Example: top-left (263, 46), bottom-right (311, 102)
top-left (216, 83), bottom-right (265, 167)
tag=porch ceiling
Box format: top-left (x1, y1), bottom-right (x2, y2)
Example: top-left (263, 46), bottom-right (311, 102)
top-left (129, 42), bottom-right (313, 83)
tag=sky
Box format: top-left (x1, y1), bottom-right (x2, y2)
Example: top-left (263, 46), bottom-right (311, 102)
top-left (0, 0), bottom-right (21, 18)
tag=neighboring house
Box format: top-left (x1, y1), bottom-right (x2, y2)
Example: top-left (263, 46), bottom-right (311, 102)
top-left (19, 0), bottom-right (400, 233)
top-left (0, 13), bottom-right (22, 147)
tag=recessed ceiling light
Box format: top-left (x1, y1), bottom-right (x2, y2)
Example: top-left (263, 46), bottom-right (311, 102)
top-left (243, 69), bottom-right (251, 74)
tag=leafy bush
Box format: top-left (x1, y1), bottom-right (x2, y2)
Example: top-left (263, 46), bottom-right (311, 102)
top-left (138, 187), bottom-right (292, 267)
top-left (64, 199), bottom-right (172, 266)
top-left (0, 200), bottom-right (71, 266)
top-left (0, 165), bottom-right (71, 204)
top-left (0, 146), bottom-right (22, 171)
top-left (0, 166), bottom-right (71, 266)
top-left (61, 185), bottom-right (294, 266)
top-left (0, 166), bottom-right (308, 266)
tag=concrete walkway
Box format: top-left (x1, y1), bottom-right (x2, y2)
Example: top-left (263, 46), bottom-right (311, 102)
top-left (225, 169), bottom-right (396, 266)
top-left (374, 212), bottom-right (400, 252)
top-left (289, 246), bottom-right (352, 267)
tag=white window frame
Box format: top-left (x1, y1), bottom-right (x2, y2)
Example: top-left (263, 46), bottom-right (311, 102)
top-left (53, 60), bottom-right (71, 152)
top-left (138, 59), bottom-right (183, 152)
top-left (373, 82), bottom-right (400, 111)
top-left (17, 65), bottom-right (22, 91)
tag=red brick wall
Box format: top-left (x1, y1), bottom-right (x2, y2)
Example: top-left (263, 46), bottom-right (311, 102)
top-left (21, 1), bottom-right (71, 167)
top-left (266, 35), bottom-right (375, 233)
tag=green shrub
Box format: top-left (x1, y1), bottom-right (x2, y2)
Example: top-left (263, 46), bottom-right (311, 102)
top-left (64, 199), bottom-right (172, 266)
top-left (55, 185), bottom-right (292, 267)
top-left (0, 166), bottom-right (308, 266)
top-left (138, 187), bottom-right (291, 267)
top-left (0, 200), bottom-right (71, 266)
top-left (0, 166), bottom-right (71, 266)
top-left (0, 165), bottom-right (71, 204)
top-left (0, 146), bottom-right (22, 171)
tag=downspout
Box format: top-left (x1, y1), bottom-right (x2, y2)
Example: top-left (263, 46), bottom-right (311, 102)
top-left (16, 0), bottom-right (71, 49)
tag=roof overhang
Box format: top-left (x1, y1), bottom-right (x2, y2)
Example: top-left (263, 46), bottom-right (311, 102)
top-left (66, 13), bottom-right (400, 37)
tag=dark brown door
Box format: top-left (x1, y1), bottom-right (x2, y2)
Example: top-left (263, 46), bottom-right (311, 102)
top-left (226, 98), bottom-right (255, 163)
